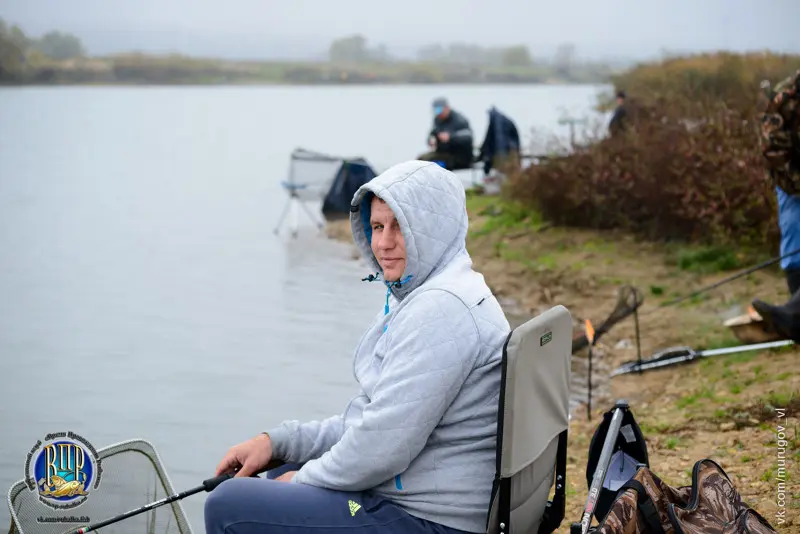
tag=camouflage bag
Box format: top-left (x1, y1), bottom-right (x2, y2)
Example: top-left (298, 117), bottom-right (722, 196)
top-left (759, 69), bottom-right (800, 195)
top-left (593, 458), bottom-right (777, 534)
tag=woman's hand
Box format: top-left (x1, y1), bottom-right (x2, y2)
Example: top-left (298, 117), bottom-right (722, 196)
top-left (214, 433), bottom-right (274, 478)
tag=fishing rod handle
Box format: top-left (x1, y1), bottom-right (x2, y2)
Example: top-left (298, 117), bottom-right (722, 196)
top-left (589, 407), bottom-right (625, 486)
top-left (203, 473), bottom-right (233, 492)
top-left (580, 406), bottom-right (627, 534)
top-left (203, 459), bottom-right (287, 491)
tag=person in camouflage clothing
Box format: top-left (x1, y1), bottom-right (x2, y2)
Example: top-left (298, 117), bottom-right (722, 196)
top-left (761, 70), bottom-right (800, 197)
top-left (751, 70), bottom-right (800, 342)
top-left (761, 69), bottom-right (800, 294)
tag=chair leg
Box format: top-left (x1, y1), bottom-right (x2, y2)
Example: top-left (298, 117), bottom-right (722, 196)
top-left (538, 429), bottom-right (568, 534)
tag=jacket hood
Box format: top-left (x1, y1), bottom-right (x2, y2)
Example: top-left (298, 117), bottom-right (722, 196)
top-left (349, 160), bottom-right (469, 300)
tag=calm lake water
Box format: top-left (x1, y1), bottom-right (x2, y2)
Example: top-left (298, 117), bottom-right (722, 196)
top-left (0, 84), bottom-right (610, 531)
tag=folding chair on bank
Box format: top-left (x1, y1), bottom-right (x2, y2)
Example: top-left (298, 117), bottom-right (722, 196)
top-left (486, 305), bottom-right (572, 534)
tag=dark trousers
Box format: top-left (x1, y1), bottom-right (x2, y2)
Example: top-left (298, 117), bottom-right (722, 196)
top-left (204, 463), bottom-right (470, 534)
top-left (786, 267), bottom-right (800, 296)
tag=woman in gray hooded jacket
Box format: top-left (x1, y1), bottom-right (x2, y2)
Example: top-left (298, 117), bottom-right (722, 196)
top-left (205, 160), bottom-right (511, 534)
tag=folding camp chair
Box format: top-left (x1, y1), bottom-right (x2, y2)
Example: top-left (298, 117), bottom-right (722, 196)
top-left (486, 305), bottom-right (572, 534)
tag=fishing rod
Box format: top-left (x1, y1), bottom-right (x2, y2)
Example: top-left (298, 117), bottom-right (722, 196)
top-left (610, 339), bottom-right (794, 377)
top-left (66, 460), bottom-right (284, 534)
top-left (571, 400), bottom-right (628, 534)
top-left (642, 245), bottom-right (800, 316)
top-left (571, 247), bottom-right (800, 356)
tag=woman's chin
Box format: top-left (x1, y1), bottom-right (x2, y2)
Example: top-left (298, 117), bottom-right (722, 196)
top-left (381, 262), bottom-right (405, 282)
top-left (383, 271), bottom-right (405, 283)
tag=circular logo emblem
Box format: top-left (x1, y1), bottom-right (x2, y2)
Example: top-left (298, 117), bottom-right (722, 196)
top-left (25, 432), bottom-right (103, 510)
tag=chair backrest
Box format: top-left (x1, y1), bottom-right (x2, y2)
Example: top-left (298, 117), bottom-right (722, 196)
top-left (486, 305), bottom-right (572, 534)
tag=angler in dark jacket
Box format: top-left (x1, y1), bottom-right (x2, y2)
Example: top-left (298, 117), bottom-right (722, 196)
top-left (417, 97), bottom-right (474, 171)
top-left (608, 90), bottom-right (628, 137)
top-left (476, 106), bottom-right (520, 176)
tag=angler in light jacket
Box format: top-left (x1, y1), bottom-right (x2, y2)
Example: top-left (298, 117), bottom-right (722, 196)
top-left (205, 160), bottom-right (510, 534)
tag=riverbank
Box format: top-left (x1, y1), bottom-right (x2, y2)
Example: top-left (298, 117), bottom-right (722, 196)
top-left (0, 54), bottom-right (617, 86)
top-left (324, 193), bottom-right (799, 531)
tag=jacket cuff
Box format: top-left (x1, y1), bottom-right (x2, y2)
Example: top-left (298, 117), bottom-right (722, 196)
top-left (292, 463), bottom-right (312, 485)
top-left (264, 426), bottom-right (292, 460)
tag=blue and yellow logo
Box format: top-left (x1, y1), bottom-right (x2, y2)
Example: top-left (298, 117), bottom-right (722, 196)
top-left (25, 432), bottom-right (103, 510)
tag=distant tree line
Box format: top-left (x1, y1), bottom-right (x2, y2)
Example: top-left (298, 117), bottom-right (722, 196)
top-left (415, 42), bottom-right (535, 67)
top-left (0, 19), bottom-right (85, 59)
top-left (0, 18), bottom-right (86, 81)
top-left (328, 34), bottom-right (582, 74)
top-left (0, 20), bottom-right (618, 86)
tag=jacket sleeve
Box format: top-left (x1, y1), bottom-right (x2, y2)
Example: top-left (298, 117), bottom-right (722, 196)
top-left (292, 290), bottom-right (481, 491)
top-left (266, 395), bottom-right (362, 465)
top-left (427, 123), bottom-right (438, 144)
top-left (478, 115), bottom-right (494, 161)
top-left (508, 119), bottom-right (520, 148)
top-left (448, 112), bottom-right (473, 142)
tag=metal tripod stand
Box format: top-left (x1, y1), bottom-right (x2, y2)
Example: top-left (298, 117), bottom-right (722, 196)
top-left (273, 182), bottom-right (325, 238)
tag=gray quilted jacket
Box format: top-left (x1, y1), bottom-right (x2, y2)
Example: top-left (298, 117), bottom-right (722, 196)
top-left (267, 160), bottom-right (511, 533)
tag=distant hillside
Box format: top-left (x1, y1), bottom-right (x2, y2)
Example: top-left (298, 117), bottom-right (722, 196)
top-left (0, 21), bottom-right (625, 85)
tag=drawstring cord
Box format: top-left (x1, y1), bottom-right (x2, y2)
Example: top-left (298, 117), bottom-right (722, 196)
top-left (361, 272), bottom-right (414, 317)
top-left (361, 271), bottom-right (412, 491)
top-left (382, 275), bottom-right (413, 315)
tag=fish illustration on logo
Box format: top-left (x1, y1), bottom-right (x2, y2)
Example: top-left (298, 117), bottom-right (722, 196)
top-left (25, 431), bottom-right (103, 511)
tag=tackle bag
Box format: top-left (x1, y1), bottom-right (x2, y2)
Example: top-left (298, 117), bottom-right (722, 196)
top-left (585, 403), bottom-right (650, 522)
top-left (593, 458), bottom-right (777, 534)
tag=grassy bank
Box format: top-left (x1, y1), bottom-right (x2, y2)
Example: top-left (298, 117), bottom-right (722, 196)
top-left (323, 191), bottom-right (799, 531)
top-left (466, 193), bottom-right (799, 532)
top-left (465, 51), bottom-right (800, 531)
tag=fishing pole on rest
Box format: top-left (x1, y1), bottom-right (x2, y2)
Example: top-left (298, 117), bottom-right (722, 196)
top-left (610, 338), bottom-right (795, 377)
top-left (570, 247), bottom-right (800, 380)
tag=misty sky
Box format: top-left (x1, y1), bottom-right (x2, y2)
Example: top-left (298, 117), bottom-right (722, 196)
top-left (2, 0), bottom-right (798, 61)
